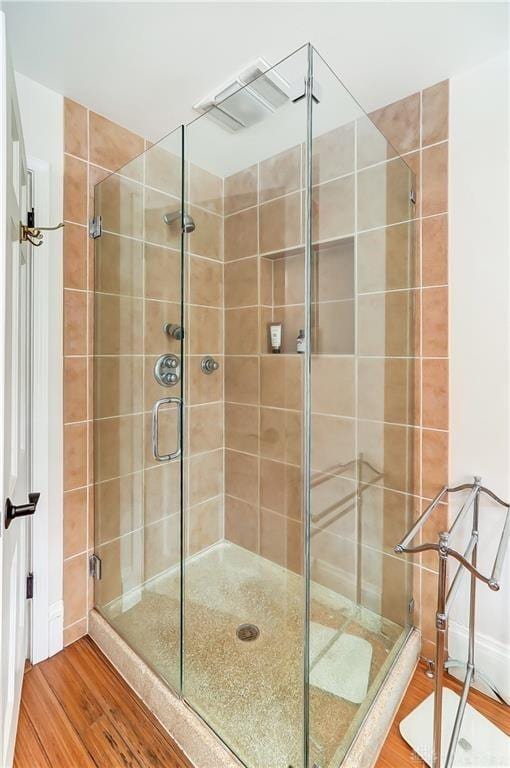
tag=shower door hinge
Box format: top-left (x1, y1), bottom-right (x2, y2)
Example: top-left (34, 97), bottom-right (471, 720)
top-left (89, 215), bottom-right (102, 239)
top-left (408, 597), bottom-right (415, 616)
top-left (410, 188), bottom-right (416, 205)
top-left (26, 573), bottom-right (34, 600)
top-left (89, 554), bottom-right (102, 580)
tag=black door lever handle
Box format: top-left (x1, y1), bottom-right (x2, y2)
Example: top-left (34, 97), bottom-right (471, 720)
top-left (5, 492), bottom-right (40, 529)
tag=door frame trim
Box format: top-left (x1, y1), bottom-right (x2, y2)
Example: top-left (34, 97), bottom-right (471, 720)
top-left (28, 155), bottom-right (63, 663)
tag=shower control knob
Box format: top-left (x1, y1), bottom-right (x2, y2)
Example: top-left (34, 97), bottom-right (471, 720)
top-left (154, 354), bottom-right (181, 387)
top-left (201, 356), bottom-right (220, 375)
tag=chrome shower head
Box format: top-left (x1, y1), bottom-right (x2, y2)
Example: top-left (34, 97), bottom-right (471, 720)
top-left (163, 210), bottom-right (196, 233)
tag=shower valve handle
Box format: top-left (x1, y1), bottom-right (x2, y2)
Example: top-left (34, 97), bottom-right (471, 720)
top-left (201, 356), bottom-right (220, 375)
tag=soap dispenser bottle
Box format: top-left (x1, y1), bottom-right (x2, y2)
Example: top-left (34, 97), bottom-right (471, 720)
top-left (296, 329), bottom-right (305, 354)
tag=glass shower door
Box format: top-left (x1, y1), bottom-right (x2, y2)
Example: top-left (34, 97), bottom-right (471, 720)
top-left (93, 126), bottom-right (185, 692)
top-left (182, 45), bottom-right (310, 768)
top-left (89, 44), bottom-right (419, 768)
top-left (307, 48), bottom-right (416, 767)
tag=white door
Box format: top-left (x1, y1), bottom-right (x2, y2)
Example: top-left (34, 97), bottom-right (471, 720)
top-left (0, 12), bottom-right (33, 767)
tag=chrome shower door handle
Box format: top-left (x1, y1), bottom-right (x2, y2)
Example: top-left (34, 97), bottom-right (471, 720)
top-left (152, 396), bottom-right (182, 461)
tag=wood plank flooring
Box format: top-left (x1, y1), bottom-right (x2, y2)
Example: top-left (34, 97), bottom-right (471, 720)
top-left (14, 638), bottom-right (509, 767)
top-left (14, 636), bottom-right (191, 768)
top-left (376, 660), bottom-right (510, 766)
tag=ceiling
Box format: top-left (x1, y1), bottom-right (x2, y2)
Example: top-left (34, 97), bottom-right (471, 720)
top-left (3, 1), bottom-right (508, 144)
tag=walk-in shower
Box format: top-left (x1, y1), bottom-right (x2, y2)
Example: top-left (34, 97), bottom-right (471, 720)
top-left (92, 44), bottom-right (416, 768)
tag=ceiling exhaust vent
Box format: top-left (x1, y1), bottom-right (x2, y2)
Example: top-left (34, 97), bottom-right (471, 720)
top-left (193, 58), bottom-right (290, 132)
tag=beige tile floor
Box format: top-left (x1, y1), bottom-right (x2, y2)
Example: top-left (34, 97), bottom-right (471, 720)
top-left (100, 541), bottom-right (404, 768)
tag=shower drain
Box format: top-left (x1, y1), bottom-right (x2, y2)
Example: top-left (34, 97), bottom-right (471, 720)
top-left (236, 623), bottom-right (260, 642)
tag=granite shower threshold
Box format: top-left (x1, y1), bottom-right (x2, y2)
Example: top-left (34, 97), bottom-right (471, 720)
top-left (89, 608), bottom-right (419, 767)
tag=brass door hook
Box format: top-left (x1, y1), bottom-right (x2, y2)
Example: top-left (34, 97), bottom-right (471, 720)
top-left (19, 220), bottom-right (64, 247)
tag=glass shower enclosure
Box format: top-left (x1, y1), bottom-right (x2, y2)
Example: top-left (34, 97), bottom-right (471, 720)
top-left (92, 44), bottom-right (416, 768)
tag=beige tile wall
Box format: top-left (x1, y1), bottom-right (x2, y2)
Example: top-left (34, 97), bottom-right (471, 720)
top-left (63, 79), bottom-right (448, 657)
top-left (92, 141), bottom-right (226, 609)
top-left (185, 165), bottom-right (225, 570)
top-left (223, 80), bottom-right (449, 657)
top-left (223, 139), bottom-right (359, 576)
top-left (63, 101), bottom-right (225, 645)
top-left (63, 99), bottom-right (147, 645)
top-left (389, 82), bottom-right (448, 659)
top-left (223, 151), bottom-right (305, 571)
top-left (367, 83), bottom-right (449, 659)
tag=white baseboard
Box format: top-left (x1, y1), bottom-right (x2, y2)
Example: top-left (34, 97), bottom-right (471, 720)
top-left (448, 621), bottom-right (510, 702)
top-left (48, 600), bottom-right (64, 658)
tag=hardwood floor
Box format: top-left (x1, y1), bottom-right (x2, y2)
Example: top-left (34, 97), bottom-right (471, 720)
top-left (376, 660), bottom-right (510, 767)
top-left (14, 639), bottom-right (509, 768)
top-left (14, 636), bottom-right (191, 768)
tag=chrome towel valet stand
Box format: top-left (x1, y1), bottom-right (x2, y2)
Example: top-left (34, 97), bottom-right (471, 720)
top-left (395, 476), bottom-right (510, 768)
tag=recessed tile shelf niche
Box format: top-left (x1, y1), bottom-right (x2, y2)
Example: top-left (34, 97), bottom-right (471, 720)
top-left (261, 235), bottom-right (355, 355)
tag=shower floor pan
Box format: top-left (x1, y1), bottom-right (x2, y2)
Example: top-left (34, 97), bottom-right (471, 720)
top-left (96, 541), bottom-right (414, 768)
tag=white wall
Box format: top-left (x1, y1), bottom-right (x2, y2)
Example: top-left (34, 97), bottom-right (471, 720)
top-left (15, 73), bottom-right (63, 660)
top-left (449, 52), bottom-right (510, 699)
